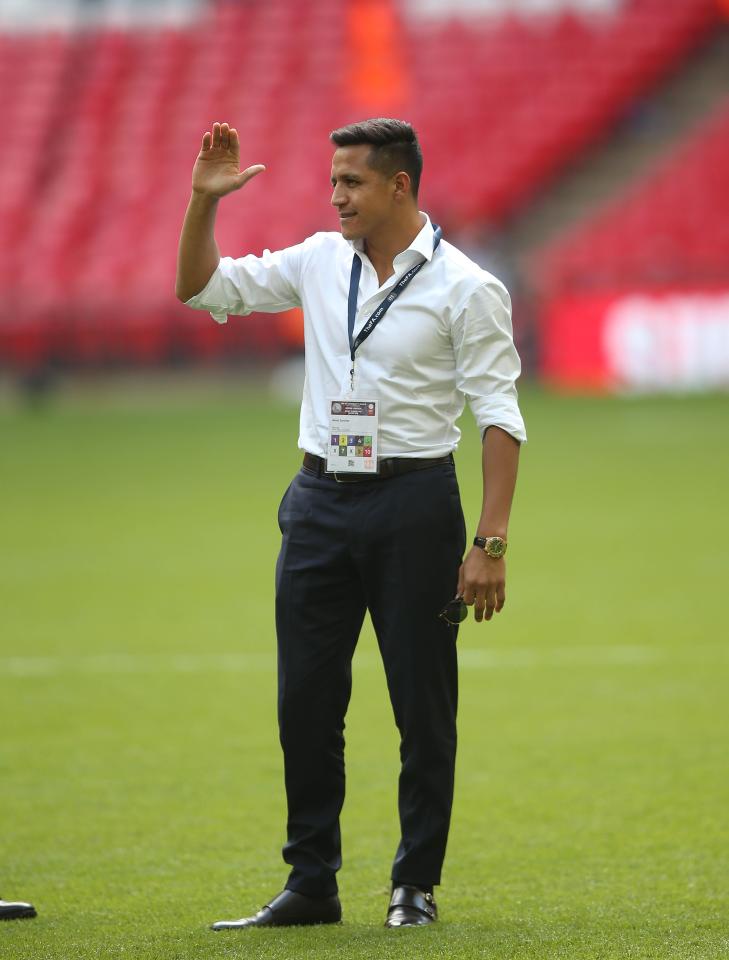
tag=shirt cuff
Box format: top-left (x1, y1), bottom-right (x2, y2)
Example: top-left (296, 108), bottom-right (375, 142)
top-left (191, 304), bottom-right (229, 324)
top-left (471, 395), bottom-right (527, 443)
top-left (184, 283), bottom-right (229, 324)
top-left (183, 261), bottom-right (241, 324)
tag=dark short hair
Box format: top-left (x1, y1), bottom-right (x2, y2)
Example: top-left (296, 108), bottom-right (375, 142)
top-left (330, 118), bottom-right (423, 198)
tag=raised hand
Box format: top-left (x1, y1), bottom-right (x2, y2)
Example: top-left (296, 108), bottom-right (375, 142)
top-left (192, 122), bottom-right (265, 198)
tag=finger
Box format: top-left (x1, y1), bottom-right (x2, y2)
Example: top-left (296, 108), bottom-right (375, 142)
top-left (495, 582), bottom-right (506, 613)
top-left (201, 131), bottom-right (212, 151)
top-left (235, 164), bottom-right (266, 189)
top-left (212, 122), bottom-right (221, 148)
top-left (220, 122), bottom-right (230, 149)
top-left (473, 594), bottom-right (485, 623)
top-left (462, 585), bottom-right (476, 606)
top-left (230, 128), bottom-right (241, 153)
top-left (484, 587), bottom-right (496, 621)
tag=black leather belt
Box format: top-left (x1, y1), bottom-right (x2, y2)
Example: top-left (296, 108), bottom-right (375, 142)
top-left (302, 451), bottom-right (454, 483)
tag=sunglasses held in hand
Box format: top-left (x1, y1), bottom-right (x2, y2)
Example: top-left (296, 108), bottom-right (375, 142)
top-left (438, 597), bottom-right (468, 625)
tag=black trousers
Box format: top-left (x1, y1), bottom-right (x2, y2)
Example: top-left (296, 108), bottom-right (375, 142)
top-left (275, 460), bottom-right (466, 897)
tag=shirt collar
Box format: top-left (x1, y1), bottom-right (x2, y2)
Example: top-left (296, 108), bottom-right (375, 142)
top-left (349, 213), bottom-right (435, 264)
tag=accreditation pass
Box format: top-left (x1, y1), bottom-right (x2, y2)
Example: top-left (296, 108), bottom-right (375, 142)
top-left (327, 398), bottom-right (379, 474)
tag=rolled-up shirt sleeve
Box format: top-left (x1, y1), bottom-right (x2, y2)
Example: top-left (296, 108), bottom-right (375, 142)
top-left (184, 242), bottom-right (307, 324)
top-left (452, 279), bottom-right (527, 443)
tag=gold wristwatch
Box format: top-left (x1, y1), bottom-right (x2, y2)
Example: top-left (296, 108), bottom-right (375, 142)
top-left (473, 536), bottom-right (507, 559)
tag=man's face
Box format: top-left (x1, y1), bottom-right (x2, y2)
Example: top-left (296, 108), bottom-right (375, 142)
top-left (330, 145), bottom-right (396, 241)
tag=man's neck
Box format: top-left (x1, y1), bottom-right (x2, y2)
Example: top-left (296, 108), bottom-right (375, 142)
top-left (364, 211), bottom-right (426, 286)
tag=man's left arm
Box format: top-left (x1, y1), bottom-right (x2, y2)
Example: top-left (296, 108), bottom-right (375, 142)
top-left (451, 278), bottom-right (526, 622)
top-left (457, 426), bottom-right (520, 622)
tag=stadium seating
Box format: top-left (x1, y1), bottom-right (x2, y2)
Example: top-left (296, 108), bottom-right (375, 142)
top-left (535, 100), bottom-right (729, 293)
top-left (0, 0), bottom-right (721, 366)
top-left (407, 0), bottom-right (720, 225)
top-left (533, 100), bottom-right (729, 390)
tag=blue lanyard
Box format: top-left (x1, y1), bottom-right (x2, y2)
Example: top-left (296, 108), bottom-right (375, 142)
top-left (347, 225), bottom-right (443, 373)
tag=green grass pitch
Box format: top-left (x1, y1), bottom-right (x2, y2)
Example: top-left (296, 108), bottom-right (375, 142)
top-left (1, 383), bottom-right (728, 959)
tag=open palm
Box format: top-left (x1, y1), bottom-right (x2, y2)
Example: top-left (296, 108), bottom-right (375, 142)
top-left (192, 122), bottom-right (265, 198)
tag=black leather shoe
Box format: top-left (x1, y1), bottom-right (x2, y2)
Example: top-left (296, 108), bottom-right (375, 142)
top-left (385, 885), bottom-right (437, 927)
top-left (0, 897), bottom-right (37, 920)
top-left (211, 889), bottom-right (341, 930)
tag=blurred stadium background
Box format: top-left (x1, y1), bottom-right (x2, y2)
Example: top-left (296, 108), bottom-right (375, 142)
top-left (1, 0), bottom-right (728, 392)
top-left (2, 3), bottom-right (729, 958)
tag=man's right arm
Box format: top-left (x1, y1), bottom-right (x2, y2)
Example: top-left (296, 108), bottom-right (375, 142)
top-left (175, 122), bottom-right (265, 303)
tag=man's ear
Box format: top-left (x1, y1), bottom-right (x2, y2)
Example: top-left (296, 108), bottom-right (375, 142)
top-left (393, 170), bottom-right (412, 200)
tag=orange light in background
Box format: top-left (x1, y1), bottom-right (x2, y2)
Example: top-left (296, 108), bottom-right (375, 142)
top-left (277, 308), bottom-right (305, 347)
top-left (346, 0), bottom-right (409, 114)
top-left (718, 0), bottom-right (729, 17)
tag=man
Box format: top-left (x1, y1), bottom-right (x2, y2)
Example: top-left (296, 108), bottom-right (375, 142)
top-left (176, 118), bottom-right (525, 929)
top-left (0, 894), bottom-right (36, 920)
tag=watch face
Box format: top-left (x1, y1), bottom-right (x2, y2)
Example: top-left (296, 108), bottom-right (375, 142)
top-left (486, 537), bottom-right (506, 558)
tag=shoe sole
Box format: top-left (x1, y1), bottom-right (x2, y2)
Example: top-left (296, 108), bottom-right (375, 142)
top-left (211, 918), bottom-right (342, 930)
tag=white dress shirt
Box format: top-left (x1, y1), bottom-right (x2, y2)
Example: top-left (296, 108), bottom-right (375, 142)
top-left (186, 215), bottom-right (526, 457)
